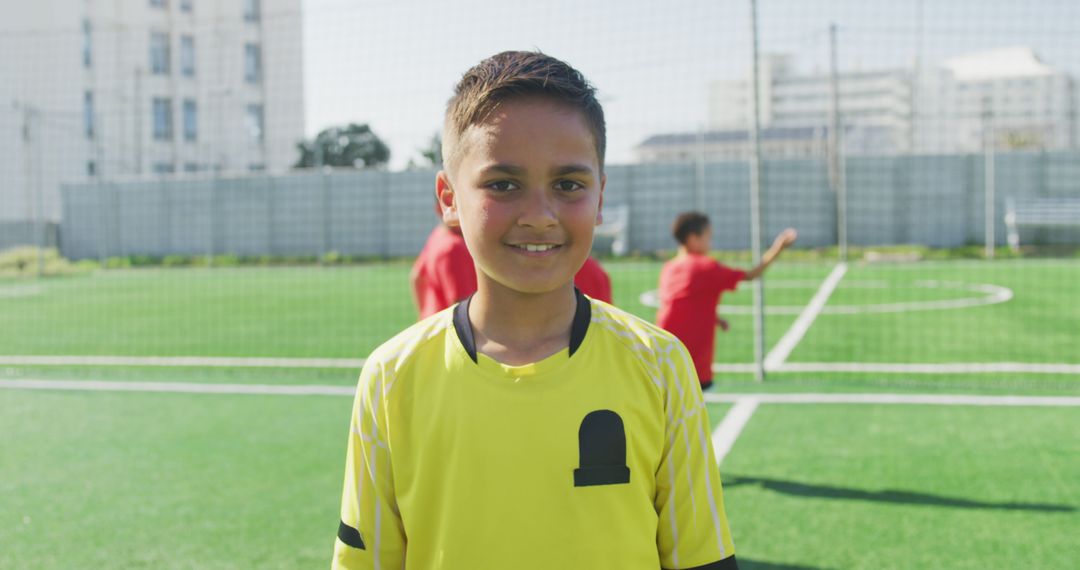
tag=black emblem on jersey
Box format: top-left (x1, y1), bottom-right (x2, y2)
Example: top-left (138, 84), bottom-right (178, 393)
top-left (573, 410), bottom-right (631, 487)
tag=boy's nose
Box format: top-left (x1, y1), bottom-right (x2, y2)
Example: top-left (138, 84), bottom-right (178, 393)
top-left (517, 189), bottom-right (558, 229)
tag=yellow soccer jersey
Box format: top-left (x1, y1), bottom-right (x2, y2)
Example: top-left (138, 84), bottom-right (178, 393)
top-left (334, 290), bottom-right (737, 570)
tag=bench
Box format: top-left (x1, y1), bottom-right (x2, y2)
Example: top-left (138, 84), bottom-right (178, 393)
top-left (1004, 197), bottom-right (1080, 252)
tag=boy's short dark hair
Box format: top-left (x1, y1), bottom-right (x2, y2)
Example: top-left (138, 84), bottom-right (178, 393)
top-left (441, 50), bottom-right (606, 173)
top-left (672, 211), bottom-right (711, 244)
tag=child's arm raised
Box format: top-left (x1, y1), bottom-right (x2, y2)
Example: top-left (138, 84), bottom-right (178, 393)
top-left (744, 228), bottom-right (797, 281)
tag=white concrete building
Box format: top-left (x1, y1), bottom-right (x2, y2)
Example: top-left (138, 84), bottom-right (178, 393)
top-left (915, 47), bottom-right (1077, 153)
top-left (1, 0), bottom-right (304, 221)
top-left (707, 54), bottom-right (913, 155)
top-left (646, 48), bottom-right (1078, 163)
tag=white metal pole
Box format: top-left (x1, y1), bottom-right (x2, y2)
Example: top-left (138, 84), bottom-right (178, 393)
top-left (748, 0), bottom-right (766, 382)
top-left (829, 23), bottom-right (848, 262)
top-left (696, 124), bottom-right (706, 211)
top-left (983, 95), bottom-right (996, 259)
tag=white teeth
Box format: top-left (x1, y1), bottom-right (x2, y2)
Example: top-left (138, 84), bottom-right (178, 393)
top-left (519, 244), bottom-right (556, 252)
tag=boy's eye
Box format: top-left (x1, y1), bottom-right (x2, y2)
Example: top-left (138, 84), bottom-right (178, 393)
top-left (487, 180), bottom-right (518, 192)
top-left (555, 180), bottom-right (584, 192)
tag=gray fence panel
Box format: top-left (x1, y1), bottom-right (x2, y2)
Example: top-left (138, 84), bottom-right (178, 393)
top-left (701, 161), bottom-right (752, 251)
top-left (59, 184), bottom-right (102, 258)
top-left (268, 175), bottom-right (323, 256)
top-left (622, 162), bottom-right (696, 252)
top-left (330, 171), bottom-right (389, 257)
top-left (386, 169), bottom-right (438, 257)
top-left (167, 179), bottom-right (215, 256)
top-left (847, 157), bottom-right (899, 246)
top-left (903, 155), bottom-right (969, 247)
top-left (762, 159), bottom-right (834, 248)
top-left (54, 153), bottom-right (1080, 260)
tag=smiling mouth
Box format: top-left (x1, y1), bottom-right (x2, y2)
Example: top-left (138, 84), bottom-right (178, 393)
top-left (509, 243), bottom-right (562, 252)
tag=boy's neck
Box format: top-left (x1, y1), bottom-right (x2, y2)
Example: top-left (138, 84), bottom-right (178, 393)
top-left (677, 245), bottom-right (702, 257)
top-left (468, 280), bottom-right (578, 367)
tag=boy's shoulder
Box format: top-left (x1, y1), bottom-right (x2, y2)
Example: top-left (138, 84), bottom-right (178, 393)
top-left (590, 298), bottom-right (686, 359)
top-left (363, 307), bottom-right (455, 373)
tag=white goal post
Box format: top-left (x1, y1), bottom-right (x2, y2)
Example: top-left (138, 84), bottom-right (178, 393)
top-left (1004, 197), bottom-right (1080, 253)
top-left (594, 203), bottom-right (630, 256)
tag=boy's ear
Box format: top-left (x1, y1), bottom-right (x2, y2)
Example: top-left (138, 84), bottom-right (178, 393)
top-left (435, 170), bottom-right (460, 227)
top-left (595, 173), bottom-right (606, 226)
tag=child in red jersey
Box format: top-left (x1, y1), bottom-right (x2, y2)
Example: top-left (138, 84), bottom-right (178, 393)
top-left (656, 211), bottom-right (796, 389)
top-left (410, 202), bottom-right (478, 319)
top-left (574, 255), bottom-right (613, 304)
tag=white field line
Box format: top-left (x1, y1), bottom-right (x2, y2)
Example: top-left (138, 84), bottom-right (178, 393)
top-left (0, 379), bottom-right (355, 396)
top-left (4, 379), bottom-right (1078, 408)
top-left (711, 398), bottom-right (759, 464)
top-left (0, 355), bottom-right (365, 368)
top-left (702, 392), bottom-right (1080, 407)
top-left (763, 263), bottom-right (848, 370)
top-left (1, 356), bottom-right (1076, 375)
top-left (774, 362), bottom-right (1080, 375)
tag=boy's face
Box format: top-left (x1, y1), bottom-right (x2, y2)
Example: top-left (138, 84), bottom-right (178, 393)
top-left (436, 97), bottom-right (605, 296)
top-left (685, 227), bottom-right (712, 255)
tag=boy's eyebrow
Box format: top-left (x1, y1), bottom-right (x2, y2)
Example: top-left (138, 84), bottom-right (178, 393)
top-left (552, 164), bottom-right (596, 177)
top-left (481, 163), bottom-right (527, 176)
top-left (479, 164), bottom-right (596, 177)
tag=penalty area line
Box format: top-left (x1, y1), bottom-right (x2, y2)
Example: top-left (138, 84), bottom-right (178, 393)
top-left (711, 397), bottom-right (759, 464)
top-left (764, 263), bottom-right (848, 370)
top-left (5, 379), bottom-right (1078, 406)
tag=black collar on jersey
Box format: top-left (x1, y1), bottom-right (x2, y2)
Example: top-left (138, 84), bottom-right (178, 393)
top-left (453, 288), bottom-right (592, 363)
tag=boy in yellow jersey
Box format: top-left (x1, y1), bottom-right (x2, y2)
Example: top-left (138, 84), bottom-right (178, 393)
top-left (334, 51), bottom-right (738, 570)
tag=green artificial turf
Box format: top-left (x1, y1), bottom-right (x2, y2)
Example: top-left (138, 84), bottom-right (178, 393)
top-left (721, 404), bottom-right (1080, 569)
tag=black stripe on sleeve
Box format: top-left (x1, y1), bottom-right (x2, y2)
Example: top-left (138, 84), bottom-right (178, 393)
top-left (337, 520), bottom-right (366, 550)
top-left (663, 555), bottom-right (739, 570)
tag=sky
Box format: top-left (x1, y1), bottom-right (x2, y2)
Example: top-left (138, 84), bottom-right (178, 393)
top-left (301, 0), bottom-right (1080, 170)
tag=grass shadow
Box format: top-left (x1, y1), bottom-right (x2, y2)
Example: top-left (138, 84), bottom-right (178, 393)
top-left (726, 476), bottom-right (1075, 513)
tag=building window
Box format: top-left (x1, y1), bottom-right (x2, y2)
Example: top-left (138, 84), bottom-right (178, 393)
top-left (244, 44), bottom-right (261, 83)
top-left (150, 0), bottom-right (168, 8)
top-left (244, 0), bottom-right (260, 22)
top-left (82, 20), bottom-right (92, 68)
top-left (180, 36), bottom-right (195, 77)
top-left (87, 161), bottom-right (97, 177)
top-left (84, 91), bottom-right (95, 139)
top-left (153, 97), bottom-right (173, 141)
top-left (245, 104), bottom-right (264, 141)
top-left (183, 162), bottom-right (200, 173)
top-left (150, 32), bottom-right (171, 75)
top-left (248, 163), bottom-right (266, 172)
top-left (180, 0), bottom-right (192, 12)
top-left (153, 162), bottom-right (175, 175)
top-left (182, 99), bottom-right (198, 141)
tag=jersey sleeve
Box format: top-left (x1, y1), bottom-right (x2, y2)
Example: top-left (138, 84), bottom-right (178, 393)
top-left (713, 262), bottom-right (746, 293)
top-left (655, 341), bottom-right (738, 569)
top-left (333, 360), bottom-right (406, 569)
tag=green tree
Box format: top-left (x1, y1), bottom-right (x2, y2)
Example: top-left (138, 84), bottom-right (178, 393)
top-left (295, 123), bottom-right (390, 169)
top-left (419, 132), bottom-right (442, 168)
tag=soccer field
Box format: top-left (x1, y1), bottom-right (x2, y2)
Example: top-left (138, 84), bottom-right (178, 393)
top-left (1, 259), bottom-right (1078, 568)
top-left (2, 389), bottom-right (1077, 569)
top-left (2, 259), bottom-right (1078, 390)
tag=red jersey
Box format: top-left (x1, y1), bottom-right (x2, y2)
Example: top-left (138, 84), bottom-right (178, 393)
top-left (574, 256), bottom-right (612, 304)
top-left (655, 254), bottom-right (745, 383)
top-left (412, 225), bottom-right (477, 319)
